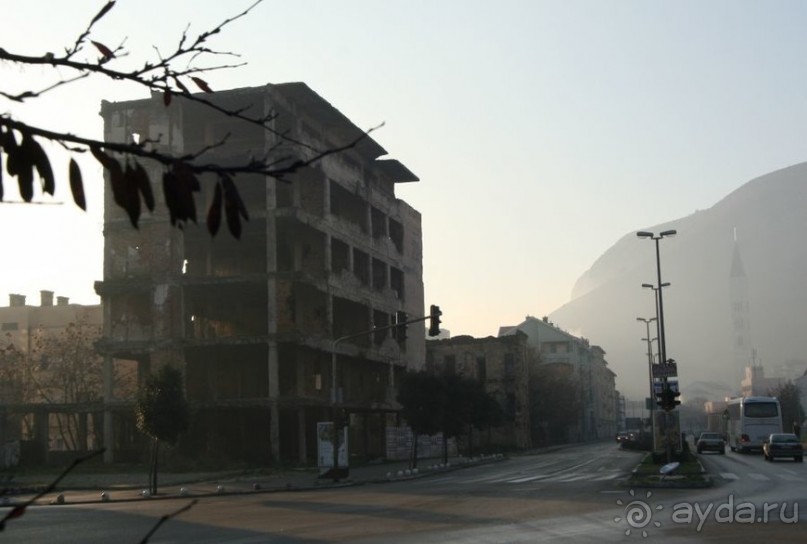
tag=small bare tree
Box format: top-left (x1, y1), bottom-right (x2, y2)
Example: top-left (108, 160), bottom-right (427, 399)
top-left (28, 319), bottom-right (106, 450)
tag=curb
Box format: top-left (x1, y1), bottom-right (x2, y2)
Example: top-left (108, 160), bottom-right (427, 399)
top-left (624, 454), bottom-right (714, 489)
top-left (1, 455), bottom-right (509, 507)
top-left (370, 454), bottom-right (507, 484)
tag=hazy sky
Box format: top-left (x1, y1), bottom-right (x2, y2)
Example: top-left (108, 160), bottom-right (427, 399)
top-left (2, 1), bottom-right (807, 340)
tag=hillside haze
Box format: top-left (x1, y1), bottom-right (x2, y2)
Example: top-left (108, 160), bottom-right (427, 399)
top-left (549, 163), bottom-right (807, 402)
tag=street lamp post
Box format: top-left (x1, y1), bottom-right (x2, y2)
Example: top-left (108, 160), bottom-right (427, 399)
top-left (637, 317), bottom-right (657, 446)
top-left (637, 229), bottom-right (676, 463)
top-left (637, 230), bottom-right (676, 367)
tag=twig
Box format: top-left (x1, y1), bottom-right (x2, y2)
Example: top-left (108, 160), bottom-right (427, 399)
top-left (0, 448), bottom-right (105, 531)
top-left (137, 499), bottom-right (198, 544)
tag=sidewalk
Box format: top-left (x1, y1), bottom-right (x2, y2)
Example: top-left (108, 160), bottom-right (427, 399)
top-left (1, 454), bottom-right (508, 506)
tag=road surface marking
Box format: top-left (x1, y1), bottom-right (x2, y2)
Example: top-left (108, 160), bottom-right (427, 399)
top-left (720, 472), bottom-right (738, 480)
top-left (748, 473), bottom-right (770, 481)
top-left (594, 472), bottom-right (623, 481)
top-left (507, 475), bottom-right (545, 483)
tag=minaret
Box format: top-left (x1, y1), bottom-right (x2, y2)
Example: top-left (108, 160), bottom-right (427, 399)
top-left (729, 229), bottom-right (753, 390)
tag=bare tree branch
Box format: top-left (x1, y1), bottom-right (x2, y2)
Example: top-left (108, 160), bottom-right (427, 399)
top-left (138, 499), bottom-right (198, 544)
top-left (0, 0), bottom-right (382, 239)
top-left (0, 448), bottom-right (105, 532)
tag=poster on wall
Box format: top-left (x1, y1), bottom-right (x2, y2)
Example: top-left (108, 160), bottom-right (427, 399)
top-left (317, 421), bottom-right (348, 475)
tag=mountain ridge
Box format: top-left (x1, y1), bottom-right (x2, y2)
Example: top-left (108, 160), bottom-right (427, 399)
top-left (550, 162), bottom-right (807, 400)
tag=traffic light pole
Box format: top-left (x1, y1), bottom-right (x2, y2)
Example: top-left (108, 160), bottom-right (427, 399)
top-left (327, 307), bottom-right (442, 481)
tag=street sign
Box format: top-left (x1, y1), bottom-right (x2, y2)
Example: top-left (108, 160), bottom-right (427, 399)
top-left (652, 362), bottom-right (678, 379)
top-left (653, 380), bottom-right (679, 394)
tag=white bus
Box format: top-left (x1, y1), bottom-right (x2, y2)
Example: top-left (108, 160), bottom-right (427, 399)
top-left (725, 396), bottom-right (783, 453)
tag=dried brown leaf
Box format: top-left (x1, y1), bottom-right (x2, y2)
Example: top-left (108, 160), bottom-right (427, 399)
top-left (191, 77), bottom-right (213, 93)
top-left (3, 130), bottom-right (21, 177)
top-left (68, 158), bottom-right (86, 210)
top-left (172, 162), bottom-right (199, 223)
top-left (14, 134), bottom-right (37, 202)
top-left (121, 161), bottom-right (143, 228)
top-left (91, 40), bottom-right (115, 60)
top-left (221, 175), bottom-right (248, 238)
top-left (222, 175), bottom-right (248, 218)
top-left (28, 138), bottom-right (54, 195)
top-left (130, 161), bottom-right (154, 212)
top-left (162, 171), bottom-right (179, 225)
top-left (206, 181), bottom-right (223, 236)
top-left (92, 148), bottom-right (137, 225)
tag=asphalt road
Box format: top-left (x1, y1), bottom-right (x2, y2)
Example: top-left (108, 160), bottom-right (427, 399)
top-left (3, 443), bottom-right (806, 543)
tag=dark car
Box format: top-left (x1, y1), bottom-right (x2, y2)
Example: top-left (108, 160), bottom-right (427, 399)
top-left (763, 433), bottom-right (804, 462)
top-left (616, 431), bottom-right (630, 443)
top-left (696, 431), bottom-right (726, 454)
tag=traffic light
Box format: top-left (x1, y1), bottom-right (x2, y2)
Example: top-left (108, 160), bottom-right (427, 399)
top-left (657, 385), bottom-right (681, 411)
top-left (655, 388), bottom-right (666, 410)
top-left (669, 388), bottom-right (681, 410)
top-left (395, 311), bottom-right (408, 343)
top-left (428, 304), bottom-right (442, 337)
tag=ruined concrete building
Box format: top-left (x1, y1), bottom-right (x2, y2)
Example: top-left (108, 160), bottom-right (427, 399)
top-left (425, 332), bottom-right (533, 451)
top-left (96, 83), bottom-right (423, 465)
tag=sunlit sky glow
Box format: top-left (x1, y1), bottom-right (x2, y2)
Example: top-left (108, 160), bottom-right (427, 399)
top-left (2, 0), bottom-right (807, 344)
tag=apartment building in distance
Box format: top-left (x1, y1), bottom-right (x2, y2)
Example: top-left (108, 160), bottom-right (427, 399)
top-left (425, 332), bottom-right (533, 450)
top-left (499, 316), bottom-right (618, 443)
top-left (0, 292), bottom-right (103, 464)
top-left (96, 83), bottom-right (423, 465)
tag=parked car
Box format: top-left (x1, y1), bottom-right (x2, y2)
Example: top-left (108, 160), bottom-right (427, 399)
top-left (763, 433), bottom-right (804, 462)
top-left (696, 431), bottom-right (726, 454)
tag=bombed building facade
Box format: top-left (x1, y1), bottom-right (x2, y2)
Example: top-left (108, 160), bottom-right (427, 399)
top-left (96, 83), bottom-right (423, 465)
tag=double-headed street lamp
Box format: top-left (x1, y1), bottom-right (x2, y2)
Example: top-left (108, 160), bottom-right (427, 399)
top-left (637, 230), bottom-right (676, 368)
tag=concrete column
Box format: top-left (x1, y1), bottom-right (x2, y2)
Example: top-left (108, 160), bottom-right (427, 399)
top-left (102, 354), bottom-right (114, 463)
top-left (268, 342), bottom-right (280, 463)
